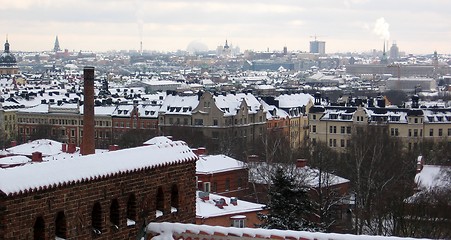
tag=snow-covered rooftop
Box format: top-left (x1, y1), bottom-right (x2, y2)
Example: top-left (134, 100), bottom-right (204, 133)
top-left (0, 141), bottom-right (197, 196)
top-left (196, 154), bottom-right (246, 174)
top-left (196, 191), bottom-right (265, 219)
top-left (147, 222), bottom-right (427, 240)
top-left (415, 165), bottom-right (451, 190)
top-left (249, 162), bottom-right (349, 188)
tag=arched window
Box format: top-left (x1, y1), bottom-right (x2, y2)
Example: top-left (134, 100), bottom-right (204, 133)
top-left (127, 193), bottom-right (137, 221)
top-left (171, 184), bottom-right (179, 213)
top-left (33, 216), bottom-right (45, 240)
top-left (92, 202), bottom-right (102, 234)
top-left (110, 199), bottom-right (120, 228)
top-left (156, 187), bottom-right (164, 217)
top-left (55, 211), bottom-right (67, 239)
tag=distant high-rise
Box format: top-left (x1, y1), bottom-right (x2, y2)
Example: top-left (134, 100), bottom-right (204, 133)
top-left (309, 40), bottom-right (325, 54)
top-left (389, 41), bottom-right (399, 60)
top-left (53, 35), bottom-right (61, 52)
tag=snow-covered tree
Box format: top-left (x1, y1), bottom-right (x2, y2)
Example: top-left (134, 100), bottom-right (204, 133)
top-left (258, 167), bottom-right (323, 231)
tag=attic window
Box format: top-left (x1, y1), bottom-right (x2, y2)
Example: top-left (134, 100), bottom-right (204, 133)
top-left (427, 116), bottom-right (434, 122)
top-left (145, 111), bottom-right (149, 115)
top-left (329, 114), bottom-right (338, 119)
top-left (118, 110), bottom-right (122, 114)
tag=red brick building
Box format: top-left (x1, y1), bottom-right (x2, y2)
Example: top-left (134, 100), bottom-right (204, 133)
top-left (0, 141), bottom-right (197, 240)
top-left (195, 153), bottom-right (249, 199)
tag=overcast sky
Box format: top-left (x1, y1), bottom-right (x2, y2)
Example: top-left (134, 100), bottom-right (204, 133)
top-left (1, 0), bottom-right (450, 54)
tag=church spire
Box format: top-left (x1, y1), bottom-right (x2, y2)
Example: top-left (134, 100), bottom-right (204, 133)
top-left (4, 35), bottom-right (10, 53)
top-left (53, 35), bottom-right (61, 52)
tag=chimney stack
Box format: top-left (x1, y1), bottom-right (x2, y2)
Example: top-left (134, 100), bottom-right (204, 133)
top-left (32, 152), bottom-right (43, 162)
top-left (81, 66), bottom-right (95, 155)
top-left (296, 159), bottom-right (307, 168)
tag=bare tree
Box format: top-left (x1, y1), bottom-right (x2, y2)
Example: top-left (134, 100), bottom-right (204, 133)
top-left (340, 125), bottom-right (414, 235)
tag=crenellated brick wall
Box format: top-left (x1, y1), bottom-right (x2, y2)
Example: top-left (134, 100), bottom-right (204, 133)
top-left (0, 161), bottom-right (196, 240)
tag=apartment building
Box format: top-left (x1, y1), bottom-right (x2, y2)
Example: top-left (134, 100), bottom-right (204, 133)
top-left (308, 94), bottom-right (451, 150)
top-left (159, 91), bottom-right (266, 150)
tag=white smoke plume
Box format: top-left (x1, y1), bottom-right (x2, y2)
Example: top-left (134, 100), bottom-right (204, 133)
top-left (373, 17), bottom-right (390, 40)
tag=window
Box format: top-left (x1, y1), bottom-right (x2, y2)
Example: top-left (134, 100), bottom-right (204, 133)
top-left (203, 182), bottom-right (211, 192)
top-left (231, 217), bottom-right (246, 228)
top-left (156, 187), bottom-right (164, 214)
top-left (312, 114), bottom-right (316, 120)
top-left (34, 216), bottom-right (45, 240)
top-left (212, 182), bottom-right (218, 192)
top-left (213, 119), bottom-right (218, 126)
top-left (448, 128), bottom-right (451, 136)
top-left (439, 129), bottom-right (443, 136)
top-left (390, 128), bottom-right (395, 136)
top-left (110, 199), bottom-right (120, 228)
top-left (341, 139), bottom-right (345, 147)
top-left (127, 194), bottom-right (137, 224)
top-left (171, 184), bottom-right (179, 212)
top-left (92, 202), bottom-right (102, 234)
top-left (194, 119), bottom-right (204, 126)
top-left (414, 118), bottom-right (418, 123)
top-left (414, 129), bottom-right (418, 137)
top-left (329, 138), bottom-right (333, 147)
top-left (55, 211), bottom-right (67, 239)
top-left (333, 139), bottom-right (337, 147)
top-left (333, 126), bottom-right (337, 133)
top-left (409, 129), bottom-right (412, 137)
top-left (312, 125), bottom-right (316, 133)
top-left (429, 129), bottom-right (434, 136)
top-left (237, 177), bottom-right (243, 189)
top-left (341, 126), bottom-right (345, 134)
top-left (329, 126), bottom-right (333, 133)
top-left (225, 178), bottom-right (230, 191)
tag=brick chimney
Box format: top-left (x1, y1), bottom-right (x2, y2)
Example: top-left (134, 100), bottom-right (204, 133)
top-left (67, 143), bottom-right (77, 154)
top-left (81, 66), bottom-right (95, 155)
top-left (32, 151), bottom-right (43, 162)
top-left (193, 147), bottom-right (207, 156)
top-left (296, 159), bottom-right (307, 168)
top-left (61, 143), bottom-right (67, 153)
top-left (108, 144), bottom-right (119, 151)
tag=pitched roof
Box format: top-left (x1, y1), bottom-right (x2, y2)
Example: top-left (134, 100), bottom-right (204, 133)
top-left (196, 191), bottom-right (265, 218)
top-left (196, 154), bottom-right (246, 174)
top-left (0, 141), bottom-right (197, 196)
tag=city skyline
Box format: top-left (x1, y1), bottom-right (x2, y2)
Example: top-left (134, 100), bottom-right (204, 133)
top-left (1, 0), bottom-right (450, 54)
